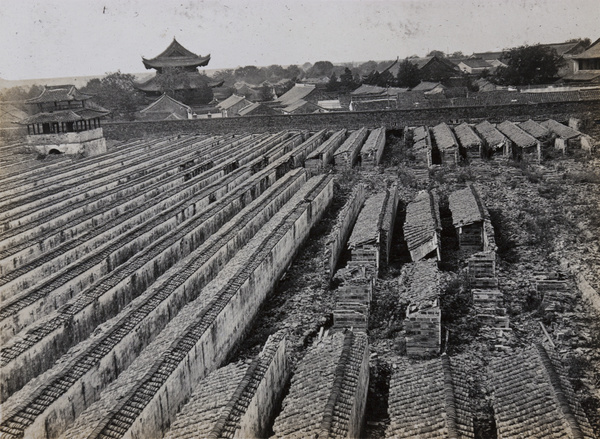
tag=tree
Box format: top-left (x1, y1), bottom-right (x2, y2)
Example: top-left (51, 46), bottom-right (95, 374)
top-left (326, 72), bottom-right (340, 91)
top-left (284, 64), bottom-right (303, 80)
top-left (427, 50), bottom-right (445, 58)
top-left (234, 65), bottom-right (267, 84)
top-left (339, 67), bottom-right (358, 91)
top-left (450, 51), bottom-right (464, 58)
top-left (306, 61), bottom-right (334, 78)
top-left (82, 71), bottom-right (145, 120)
top-left (396, 59), bottom-right (421, 88)
top-left (494, 44), bottom-right (564, 85)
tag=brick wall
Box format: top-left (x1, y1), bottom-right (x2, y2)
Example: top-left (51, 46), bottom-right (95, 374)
top-left (102, 100), bottom-right (600, 140)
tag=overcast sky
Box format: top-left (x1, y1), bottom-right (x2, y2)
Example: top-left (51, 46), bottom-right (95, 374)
top-left (1, 0), bottom-right (598, 80)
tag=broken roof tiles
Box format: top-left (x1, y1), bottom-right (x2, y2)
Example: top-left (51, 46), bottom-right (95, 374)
top-left (398, 260), bottom-right (441, 304)
top-left (490, 344), bottom-right (595, 439)
top-left (386, 355), bottom-right (474, 439)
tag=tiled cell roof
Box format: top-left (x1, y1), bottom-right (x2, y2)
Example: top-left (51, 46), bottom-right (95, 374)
top-left (272, 331), bottom-right (368, 439)
top-left (518, 119), bottom-right (552, 139)
top-left (474, 120), bottom-right (506, 148)
top-left (497, 120), bottom-right (538, 148)
top-left (454, 123), bottom-right (482, 149)
top-left (386, 355), bottom-right (474, 439)
top-left (449, 185), bottom-right (486, 228)
top-left (348, 190), bottom-right (387, 247)
top-left (490, 344), bottom-right (595, 439)
top-left (404, 190), bottom-right (441, 252)
top-left (431, 122), bottom-right (458, 151)
top-left (540, 119), bottom-right (582, 139)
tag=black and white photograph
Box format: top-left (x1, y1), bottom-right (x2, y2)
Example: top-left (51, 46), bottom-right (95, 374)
top-left (0, 0), bottom-right (599, 437)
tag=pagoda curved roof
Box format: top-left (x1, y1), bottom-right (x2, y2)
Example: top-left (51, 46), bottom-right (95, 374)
top-left (19, 107), bottom-right (109, 124)
top-left (26, 85), bottom-right (93, 104)
top-left (135, 72), bottom-right (222, 92)
top-left (142, 38), bottom-right (210, 70)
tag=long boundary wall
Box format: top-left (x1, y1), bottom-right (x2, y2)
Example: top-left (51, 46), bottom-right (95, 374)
top-left (102, 100), bottom-right (600, 140)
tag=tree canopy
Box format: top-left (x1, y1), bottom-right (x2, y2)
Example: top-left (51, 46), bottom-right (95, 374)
top-left (396, 59), bottom-right (421, 88)
top-left (82, 71), bottom-right (145, 120)
top-left (494, 44), bottom-right (564, 85)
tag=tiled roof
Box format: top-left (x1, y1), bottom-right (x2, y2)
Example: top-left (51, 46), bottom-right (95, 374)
top-left (573, 37), bottom-right (600, 59)
top-left (26, 85), bottom-right (93, 104)
top-left (517, 119), bottom-right (552, 139)
top-left (139, 93), bottom-right (191, 113)
top-left (454, 123), bottom-right (482, 149)
top-left (474, 120), bottom-right (506, 147)
top-left (348, 190), bottom-right (388, 247)
top-left (431, 122), bottom-right (458, 151)
top-left (335, 127), bottom-right (369, 155)
top-left (490, 344), bottom-right (595, 439)
top-left (404, 190), bottom-right (441, 252)
top-left (497, 120), bottom-right (538, 148)
top-left (164, 332), bottom-right (287, 439)
top-left (413, 126), bottom-right (429, 143)
top-left (317, 99), bottom-right (342, 109)
top-left (543, 41), bottom-right (586, 56)
top-left (164, 363), bottom-right (247, 439)
top-left (216, 94), bottom-right (250, 110)
top-left (561, 71), bottom-right (600, 82)
top-left (460, 58), bottom-right (492, 69)
top-left (272, 331), bottom-right (368, 439)
top-left (142, 38), bottom-right (210, 70)
top-left (412, 81), bottom-right (444, 92)
top-left (472, 51), bottom-right (504, 61)
top-left (449, 185), bottom-right (486, 228)
top-left (238, 102), bottom-right (278, 116)
top-left (386, 355), bottom-right (474, 439)
top-left (276, 84), bottom-right (316, 106)
top-left (19, 107), bottom-right (109, 124)
top-left (282, 99), bottom-right (322, 114)
top-left (540, 119), bottom-right (582, 139)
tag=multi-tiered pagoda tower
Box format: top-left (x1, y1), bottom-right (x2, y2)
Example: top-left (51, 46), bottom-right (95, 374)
top-left (135, 38), bottom-right (220, 105)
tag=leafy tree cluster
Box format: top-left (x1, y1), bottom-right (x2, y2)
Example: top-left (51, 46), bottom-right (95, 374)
top-left (0, 84), bottom-right (44, 112)
top-left (81, 71), bottom-right (146, 120)
top-left (493, 44), bottom-right (565, 85)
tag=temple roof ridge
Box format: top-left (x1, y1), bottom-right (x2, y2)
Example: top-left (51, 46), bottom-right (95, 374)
top-left (142, 38), bottom-right (211, 70)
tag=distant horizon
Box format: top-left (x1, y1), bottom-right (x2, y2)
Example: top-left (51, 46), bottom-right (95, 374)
top-left (1, 0), bottom-right (598, 81)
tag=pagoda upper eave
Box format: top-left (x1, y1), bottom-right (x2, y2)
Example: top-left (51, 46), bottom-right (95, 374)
top-left (142, 54), bottom-right (211, 70)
